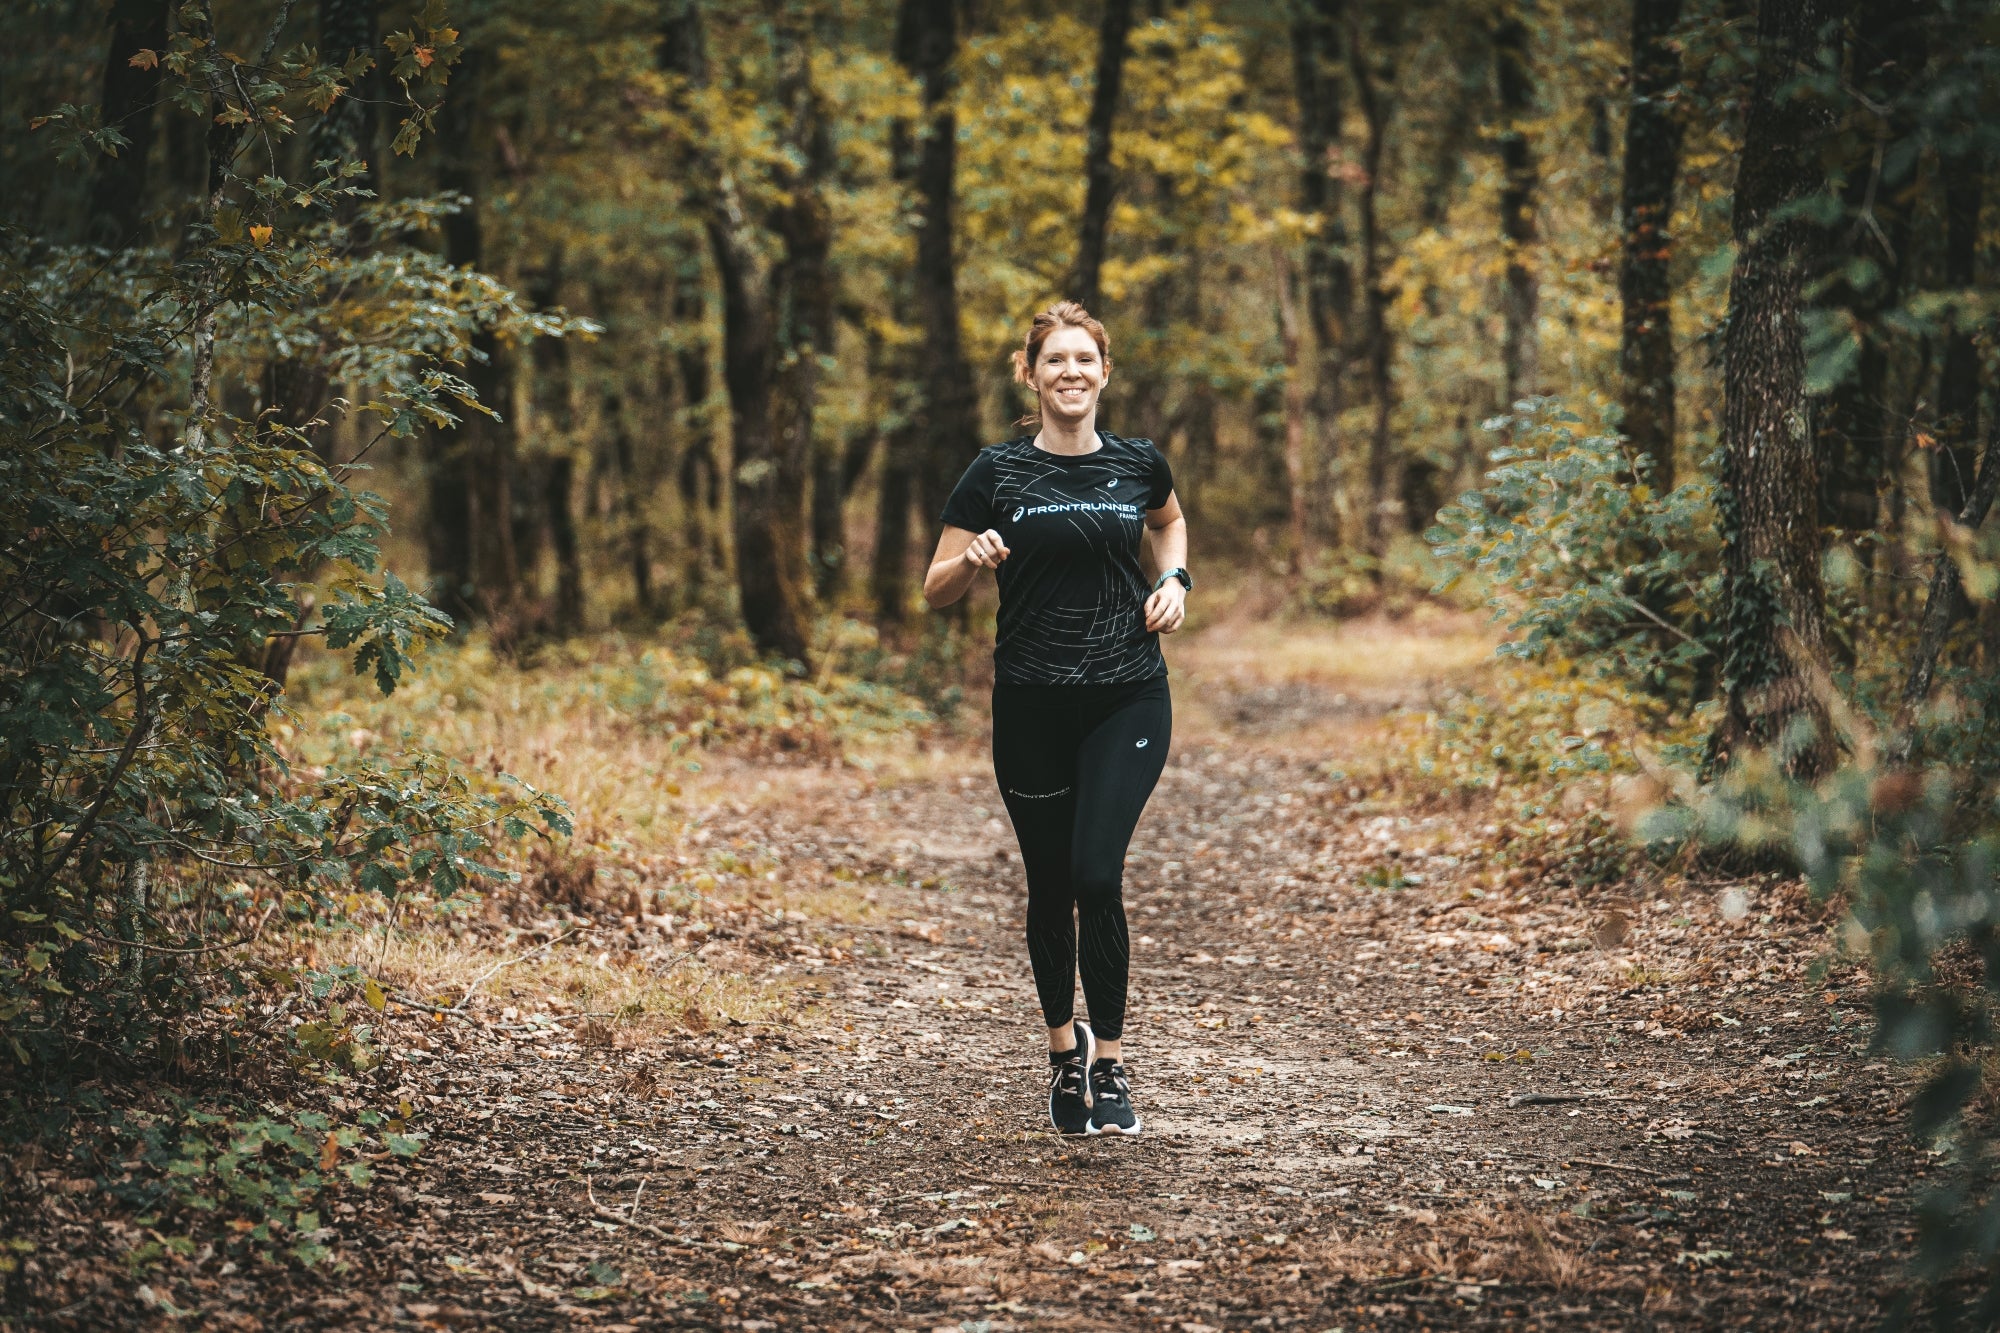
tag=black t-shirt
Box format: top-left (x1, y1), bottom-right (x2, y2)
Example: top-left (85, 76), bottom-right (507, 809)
top-left (938, 432), bottom-right (1176, 685)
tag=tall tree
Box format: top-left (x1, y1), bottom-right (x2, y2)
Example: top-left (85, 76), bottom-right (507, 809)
top-left (1616, 0), bottom-right (1685, 493)
top-left (899, 0), bottom-right (984, 561)
top-left (87, 0), bottom-right (167, 248)
top-left (1817, 0), bottom-right (1925, 538)
top-left (1071, 0), bottom-right (1134, 312)
top-left (1348, 4), bottom-right (1399, 553)
top-left (1293, 0), bottom-right (1354, 541)
top-left (1931, 154), bottom-right (1984, 518)
top-left (312, 0), bottom-right (380, 206)
top-left (1708, 0), bottom-right (1842, 779)
top-left (425, 50), bottom-right (520, 627)
top-left (663, 0), bottom-right (823, 663)
top-left (1493, 4), bottom-right (1540, 413)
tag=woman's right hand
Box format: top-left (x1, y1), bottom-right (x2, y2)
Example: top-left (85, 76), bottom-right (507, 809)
top-left (962, 529), bottom-right (1010, 569)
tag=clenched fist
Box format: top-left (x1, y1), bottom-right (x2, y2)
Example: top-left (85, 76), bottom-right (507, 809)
top-left (962, 529), bottom-right (1010, 569)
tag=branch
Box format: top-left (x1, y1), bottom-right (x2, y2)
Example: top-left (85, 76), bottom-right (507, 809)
top-left (452, 926), bottom-right (586, 1011)
top-left (22, 634), bottom-right (152, 900)
top-left (80, 902), bottom-right (278, 955)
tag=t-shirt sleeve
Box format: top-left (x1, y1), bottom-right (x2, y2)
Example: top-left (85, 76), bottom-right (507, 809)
top-left (1144, 440), bottom-right (1176, 510)
top-left (938, 449), bottom-right (995, 531)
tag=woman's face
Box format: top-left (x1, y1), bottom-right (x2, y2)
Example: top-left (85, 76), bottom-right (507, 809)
top-left (1034, 325), bottom-right (1108, 423)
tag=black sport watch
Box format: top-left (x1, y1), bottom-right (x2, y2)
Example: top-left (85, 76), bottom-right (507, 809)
top-left (1153, 567), bottom-right (1193, 593)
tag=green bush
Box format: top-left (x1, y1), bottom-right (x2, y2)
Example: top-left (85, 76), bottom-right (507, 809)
top-left (1428, 398), bottom-right (1721, 710)
top-left (0, 8), bottom-right (570, 1074)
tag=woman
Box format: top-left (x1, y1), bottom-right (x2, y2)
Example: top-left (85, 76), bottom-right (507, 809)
top-left (923, 301), bottom-right (1191, 1137)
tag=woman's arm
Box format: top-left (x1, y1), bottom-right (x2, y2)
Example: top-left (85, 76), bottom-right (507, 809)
top-left (924, 525), bottom-right (1010, 608)
top-left (1141, 492), bottom-right (1188, 633)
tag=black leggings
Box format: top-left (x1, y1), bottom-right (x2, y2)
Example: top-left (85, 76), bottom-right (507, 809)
top-left (991, 676), bottom-right (1171, 1043)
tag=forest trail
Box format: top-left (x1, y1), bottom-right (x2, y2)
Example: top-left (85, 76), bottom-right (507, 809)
top-left (281, 614), bottom-right (1923, 1331)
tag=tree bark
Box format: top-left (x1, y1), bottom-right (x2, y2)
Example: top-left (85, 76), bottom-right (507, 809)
top-left (1274, 253), bottom-right (1312, 570)
top-left (87, 0), bottom-right (168, 248)
top-left (1708, 0), bottom-right (1841, 780)
top-left (1347, 8), bottom-right (1398, 554)
top-left (1293, 0), bottom-right (1352, 543)
top-left (873, 413), bottom-right (919, 626)
top-left (1931, 157), bottom-right (1983, 518)
top-left (1818, 0), bottom-right (1924, 537)
top-left (425, 51), bottom-right (519, 627)
top-left (1617, 0), bottom-right (1684, 494)
top-left (1893, 421), bottom-right (2000, 763)
top-left (1493, 7), bottom-right (1539, 414)
top-left (670, 252), bottom-right (723, 598)
top-left (1070, 0), bottom-right (1133, 313)
top-left (603, 389), bottom-right (654, 614)
top-left (897, 0), bottom-right (985, 550)
top-left (666, 0), bottom-right (818, 663)
top-left (311, 0), bottom-right (380, 206)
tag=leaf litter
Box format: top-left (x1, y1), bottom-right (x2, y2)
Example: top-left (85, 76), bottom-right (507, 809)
top-left (2, 616), bottom-right (1935, 1328)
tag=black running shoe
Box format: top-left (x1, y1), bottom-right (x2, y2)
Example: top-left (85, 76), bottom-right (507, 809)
top-left (1087, 1058), bottom-right (1141, 1136)
top-left (1047, 1021), bottom-right (1094, 1136)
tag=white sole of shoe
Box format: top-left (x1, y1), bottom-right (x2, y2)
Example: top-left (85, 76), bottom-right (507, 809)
top-left (1087, 1118), bottom-right (1142, 1137)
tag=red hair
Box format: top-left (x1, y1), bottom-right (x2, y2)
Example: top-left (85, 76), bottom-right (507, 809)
top-left (1010, 301), bottom-right (1112, 427)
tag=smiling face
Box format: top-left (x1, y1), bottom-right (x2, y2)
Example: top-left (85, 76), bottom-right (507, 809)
top-left (1033, 325), bottom-right (1110, 424)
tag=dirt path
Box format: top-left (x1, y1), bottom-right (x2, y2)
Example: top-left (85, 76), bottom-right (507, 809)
top-left (33, 619), bottom-right (1928, 1330)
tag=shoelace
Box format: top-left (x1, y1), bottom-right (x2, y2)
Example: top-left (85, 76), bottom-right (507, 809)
top-left (1090, 1064), bottom-right (1129, 1103)
top-left (1049, 1060), bottom-right (1085, 1097)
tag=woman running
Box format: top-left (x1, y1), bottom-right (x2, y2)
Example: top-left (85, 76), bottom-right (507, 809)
top-left (923, 301), bottom-right (1191, 1137)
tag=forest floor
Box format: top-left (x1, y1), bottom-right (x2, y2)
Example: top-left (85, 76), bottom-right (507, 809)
top-left (10, 603), bottom-right (1937, 1330)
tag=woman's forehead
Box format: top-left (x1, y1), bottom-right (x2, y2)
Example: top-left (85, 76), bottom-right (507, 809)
top-left (1041, 326), bottom-right (1100, 356)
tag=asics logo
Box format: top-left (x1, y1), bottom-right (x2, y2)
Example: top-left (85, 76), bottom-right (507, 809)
top-left (1011, 506), bottom-right (1025, 521)
top-left (1135, 738), bottom-right (1149, 748)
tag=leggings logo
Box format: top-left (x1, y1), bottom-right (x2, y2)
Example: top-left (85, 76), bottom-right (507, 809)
top-left (1135, 738), bottom-right (1149, 748)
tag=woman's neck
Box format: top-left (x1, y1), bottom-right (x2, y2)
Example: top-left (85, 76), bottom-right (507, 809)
top-left (1034, 410), bottom-right (1100, 456)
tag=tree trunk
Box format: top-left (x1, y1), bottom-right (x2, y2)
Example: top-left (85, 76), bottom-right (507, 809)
top-left (1931, 157), bottom-right (1983, 517)
top-left (604, 389), bottom-right (654, 614)
top-left (1818, 0), bottom-right (1924, 537)
top-left (87, 0), bottom-right (168, 248)
top-left (1707, 0), bottom-right (1841, 780)
top-left (1348, 9), bottom-right (1398, 554)
top-left (897, 0), bottom-right (985, 547)
top-left (1274, 252), bottom-right (1311, 570)
top-left (669, 1), bottom-right (819, 664)
top-left (671, 254), bottom-right (723, 598)
top-left (873, 416), bottom-right (919, 626)
top-left (1893, 422), bottom-right (2000, 762)
top-left (1293, 0), bottom-right (1352, 543)
top-left (311, 0), bottom-right (380, 207)
top-left (767, 16), bottom-right (835, 645)
top-left (544, 452), bottom-right (583, 634)
top-left (1493, 7), bottom-right (1539, 413)
top-left (1617, 0), bottom-right (1684, 494)
top-left (426, 52), bottom-right (519, 628)
top-left (1070, 0), bottom-right (1133, 312)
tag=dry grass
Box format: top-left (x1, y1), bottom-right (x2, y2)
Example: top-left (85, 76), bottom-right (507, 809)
top-left (1299, 1205), bottom-right (1605, 1293)
top-left (274, 632), bottom-right (962, 1040)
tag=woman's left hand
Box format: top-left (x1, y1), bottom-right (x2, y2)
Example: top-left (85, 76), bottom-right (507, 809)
top-left (1144, 582), bottom-right (1186, 633)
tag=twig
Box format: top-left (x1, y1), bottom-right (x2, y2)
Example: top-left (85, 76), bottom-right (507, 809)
top-left (585, 1178), bottom-right (674, 1240)
top-left (629, 1175), bottom-right (649, 1221)
top-left (1508, 1092), bottom-right (1588, 1107)
top-left (385, 995), bottom-right (467, 1019)
top-left (454, 926), bottom-right (585, 1011)
top-left (1567, 1158), bottom-right (1661, 1177)
top-left (957, 1174), bottom-right (1075, 1191)
top-left (81, 902), bottom-right (277, 955)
